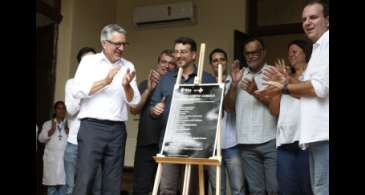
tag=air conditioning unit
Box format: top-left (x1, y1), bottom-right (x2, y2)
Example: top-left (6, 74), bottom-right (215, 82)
top-left (133, 2), bottom-right (195, 26)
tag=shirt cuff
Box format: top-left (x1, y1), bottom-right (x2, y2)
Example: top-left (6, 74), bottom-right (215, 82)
top-left (311, 79), bottom-right (329, 98)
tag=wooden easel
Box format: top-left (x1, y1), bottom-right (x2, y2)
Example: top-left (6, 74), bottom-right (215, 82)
top-left (152, 43), bottom-right (225, 195)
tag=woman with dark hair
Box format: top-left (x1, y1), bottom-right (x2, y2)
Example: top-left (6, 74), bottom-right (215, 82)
top-left (269, 40), bottom-right (313, 195)
top-left (38, 101), bottom-right (69, 195)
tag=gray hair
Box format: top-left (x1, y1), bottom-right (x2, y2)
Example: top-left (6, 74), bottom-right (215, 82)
top-left (100, 24), bottom-right (127, 42)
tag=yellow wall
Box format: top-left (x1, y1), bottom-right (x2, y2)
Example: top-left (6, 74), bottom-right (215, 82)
top-left (55, 0), bottom-right (247, 102)
top-left (53, 0), bottom-right (310, 168)
top-left (54, 0), bottom-right (74, 102)
top-left (117, 0), bottom-right (247, 82)
top-left (54, 0), bottom-right (117, 102)
top-left (53, 0), bottom-right (312, 168)
top-left (54, 0), bottom-right (247, 166)
top-left (117, 0), bottom-right (247, 166)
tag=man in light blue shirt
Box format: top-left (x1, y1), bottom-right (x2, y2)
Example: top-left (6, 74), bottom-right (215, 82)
top-left (207, 48), bottom-right (246, 195)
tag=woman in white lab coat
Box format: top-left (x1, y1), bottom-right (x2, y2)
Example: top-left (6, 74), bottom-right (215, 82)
top-left (38, 101), bottom-right (69, 195)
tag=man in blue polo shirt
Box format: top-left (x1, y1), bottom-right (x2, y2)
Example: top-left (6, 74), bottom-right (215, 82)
top-left (150, 37), bottom-right (216, 195)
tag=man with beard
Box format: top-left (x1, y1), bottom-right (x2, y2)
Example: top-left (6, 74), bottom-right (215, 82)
top-left (150, 37), bottom-right (215, 195)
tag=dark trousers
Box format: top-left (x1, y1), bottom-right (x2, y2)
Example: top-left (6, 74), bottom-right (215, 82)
top-left (277, 142), bottom-right (313, 195)
top-left (159, 163), bottom-right (199, 195)
top-left (132, 144), bottom-right (159, 195)
top-left (73, 119), bottom-right (127, 195)
top-left (239, 140), bottom-right (278, 195)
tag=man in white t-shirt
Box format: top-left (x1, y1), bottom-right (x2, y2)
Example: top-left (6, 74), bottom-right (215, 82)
top-left (64, 47), bottom-right (98, 195)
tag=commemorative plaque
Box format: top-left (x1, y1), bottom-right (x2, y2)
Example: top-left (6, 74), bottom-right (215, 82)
top-left (161, 83), bottom-right (224, 158)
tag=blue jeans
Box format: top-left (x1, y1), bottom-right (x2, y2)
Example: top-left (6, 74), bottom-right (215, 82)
top-left (277, 142), bottom-right (313, 195)
top-left (64, 143), bottom-right (78, 195)
top-left (208, 145), bottom-right (245, 195)
top-left (207, 161), bottom-right (226, 195)
top-left (64, 142), bottom-right (102, 195)
top-left (308, 141), bottom-right (329, 195)
top-left (47, 185), bottom-right (66, 195)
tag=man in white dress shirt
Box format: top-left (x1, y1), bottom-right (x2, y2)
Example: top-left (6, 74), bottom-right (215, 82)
top-left (72, 24), bottom-right (141, 195)
top-left (256, 1), bottom-right (329, 194)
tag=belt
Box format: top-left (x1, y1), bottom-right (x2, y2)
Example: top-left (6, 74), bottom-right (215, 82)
top-left (82, 118), bottom-right (124, 125)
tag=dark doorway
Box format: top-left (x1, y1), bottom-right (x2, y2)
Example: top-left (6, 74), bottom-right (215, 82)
top-left (234, 30), bottom-right (250, 68)
top-left (36, 23), bottom-right (57, 195)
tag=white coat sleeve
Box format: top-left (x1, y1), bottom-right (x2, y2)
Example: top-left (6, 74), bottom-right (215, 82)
top-left (38, 120), bottom-right (52, 143)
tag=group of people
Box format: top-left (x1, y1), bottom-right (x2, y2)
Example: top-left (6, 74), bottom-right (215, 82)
top-left (37, 0), bottom-right (329, 195)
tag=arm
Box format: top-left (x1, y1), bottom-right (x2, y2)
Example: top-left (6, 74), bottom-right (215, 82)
top-left (224, 60), bottom-right (243, 112)
top-left (129, 75), bottom-right (159, 114)
top-left (123, 68), bottom-right (141, 106)
top-left (150, 98), bottom-right (165, 119)
top-left (130, 89), bottom-right (151, 114)
top-left (260, 52), bottom-right (329, 99)
top-left (65, 80), bottom-right (81, 116)
top-left (224, 82), bottom-right (238, 112)
top-left (268, 95), bottom-right (281, 117)
top-left (123, 83), bottom-right (134, 102)
top-left (72, 55), bottom-right (120, 99)
top-left (241, 76), bottom-right (272, 107)
top-left (89, 67), bottom-right (120, 95)
top-left (253, 93), bottom-right (272, 107)
top-left (287, 81), bottom-right (317, 97)
top-left (287, 60), bottom-right (329, 98)
top-left (149, 76), bottom-right (165, 119)
top-left (130, 81), bottom-right (149, 114)
top-left (89, 79), bottom-right (111, 96)
top-left (38, 120), bottom-right (55, 143)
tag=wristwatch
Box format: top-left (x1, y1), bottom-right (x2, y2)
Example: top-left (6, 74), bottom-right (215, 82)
top-left (282, 82), bottom-right (290, 94)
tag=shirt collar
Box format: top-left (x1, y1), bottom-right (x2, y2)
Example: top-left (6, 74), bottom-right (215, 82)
top-left (99, 51), bottom-right (124, 66)
top-left (313, 30), bottom-right (329, 49)
top-left (246, 63), bottom-right (268, 75)
top-left (173, 64), bottom-right (198, 78)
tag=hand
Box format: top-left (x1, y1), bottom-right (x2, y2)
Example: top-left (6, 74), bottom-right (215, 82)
top-left (231, 60), bottom-right (244, 84)
top-left (48, 119), bottom-right (56, 137)
top-left (254, 81), bottom-right (283, 97)
top-left (274, 58), bottom-right (289, 74)
top-left (147, 69), bottom-right (160, 90)
top-left (239, 76), bottom-right (257, 95)
top-left (262, 66), bottom-right (288, 85)
top-left (151, 97), bottom-right (166, 117)
top-left (105, 67), bottom-right (121, 84)
top-left (122, 68), bottom-right (136, 87)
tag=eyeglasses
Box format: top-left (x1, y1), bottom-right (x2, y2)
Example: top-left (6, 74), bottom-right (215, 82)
top-left (244, 48), bottom-right (263, 57)
top-left (106, 40), bottom-right (129, 48)
top-left (173, 50), bottom-right (190, 55)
